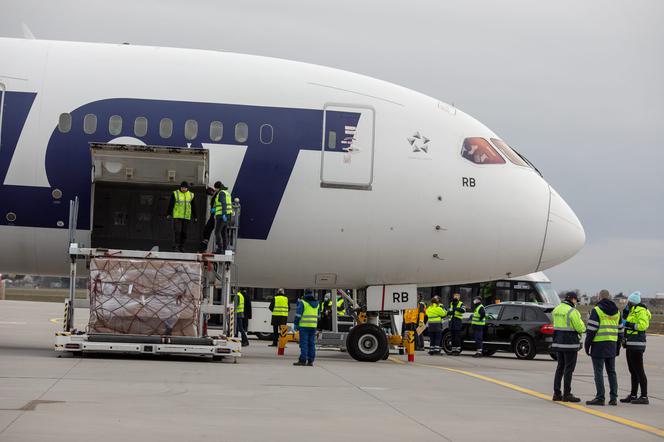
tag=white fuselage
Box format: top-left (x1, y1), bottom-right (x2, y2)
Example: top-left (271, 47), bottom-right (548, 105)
top-left (0, 38), bottom-right (585, 288)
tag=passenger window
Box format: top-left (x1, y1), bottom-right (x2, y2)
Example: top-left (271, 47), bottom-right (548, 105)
top-left (491, 138), bottom-right (529, 167)
top-left (58, 113), bottom-right (72, 133)
top-left (109, 115), bottom-right (122, 136)
top-left (327, 131), bottom-right (337, 149)
top-left (260, 124), bottom-right (273, 144)
top-left (500, 306), bottom-right (522, 321)
top-left (83, 114), bottom-right (97, 134)
top-left (461, 137), bottom-right (505, 165)
top-left (184, 119), bottom-right (198, 140)
top-left (524, 308), bottom-right (538, 322)
top-left (235, 122), bottom-right (248, 143)
top-left (159, 118), bottom-right (173, 139)
top-left (134, 117), bottom-right (148, 137)
top-left (210, 121), bottom-right (223, 142)
top-left (484, 305), bottom-right (501, 320)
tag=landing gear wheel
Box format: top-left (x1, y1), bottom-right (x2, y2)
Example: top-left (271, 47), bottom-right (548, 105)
top-left (514, 336), bottom-right (536, 360)
top-left (442, 331), bottom-right (453, 355)
top-left (254, 332), bottom-right (273, 341)
top-left (382, 347), bottom-right (390, 360)
top-left (346, 323), bottom-right (389, 362)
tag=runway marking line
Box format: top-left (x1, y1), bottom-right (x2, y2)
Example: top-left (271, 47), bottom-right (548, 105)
top-left (387, 357), bottom-right (664, 439)
top-left (49, 318), bottom-right (63, 324)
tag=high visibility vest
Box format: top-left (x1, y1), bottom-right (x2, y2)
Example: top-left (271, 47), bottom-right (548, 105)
top-left (299, 300), bottom-right (318, 328)
top-left (172, 190), bottom-right (193, 220)
top-left (336, 297), bottom-right (346, 316)
top-left (471, 304), bottom-right (485, 326)
top-left (235, 291), bottom-right (245, 314)
top-left (591, 306), bottom-right (620, 343)
top-left (403, 308), bottom-right (419, 324)
top-left (273, 295), bottom-right (289, 317)
top-left (214, 189), bottom-right (233, 217)
top-left (449, 301), bottom-right (464, 320)
top-left (624, 305), bottom-right (651, 350)
top-left (551, 302), bottom-right (584, 351)
top-left (426, 304), bottom-right (446, 323)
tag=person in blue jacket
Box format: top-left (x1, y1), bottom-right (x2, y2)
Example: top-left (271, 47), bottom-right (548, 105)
top-left (293, 290), bottom-right (319, 366)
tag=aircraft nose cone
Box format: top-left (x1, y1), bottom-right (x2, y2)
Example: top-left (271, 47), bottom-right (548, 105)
top-left (537, 187), bottom-right (585, 270)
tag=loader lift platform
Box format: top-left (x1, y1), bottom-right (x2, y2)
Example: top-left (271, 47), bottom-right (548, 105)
top-left (55, 142), bottom-right (242, 361)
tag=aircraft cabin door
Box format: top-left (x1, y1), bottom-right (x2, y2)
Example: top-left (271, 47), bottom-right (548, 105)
top-left (321, 104), bottom-right (375, 190)
top-left (0, 82), bottom-right (5, 153)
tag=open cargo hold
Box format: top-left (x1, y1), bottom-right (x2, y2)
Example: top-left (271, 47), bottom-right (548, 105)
top-left (90, 143), bottom-right (208, 252)
top-left (88, 257), bottom-right (203, 337)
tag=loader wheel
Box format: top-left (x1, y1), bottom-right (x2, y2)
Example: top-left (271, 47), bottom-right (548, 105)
top-left (346, 323), bottom-right (388, 362)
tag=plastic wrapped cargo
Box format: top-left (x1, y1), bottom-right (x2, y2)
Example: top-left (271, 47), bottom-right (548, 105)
top-left (88, 258), bottom-right (203, 336)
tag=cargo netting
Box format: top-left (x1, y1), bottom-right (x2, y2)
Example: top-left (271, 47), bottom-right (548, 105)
top-left (88, 258), bottom-right (203, 336)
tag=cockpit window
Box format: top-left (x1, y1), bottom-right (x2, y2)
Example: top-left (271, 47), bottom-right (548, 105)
top-left (491, 139), bottom-right (529, 167)
top-left (461, 137), bottom-right (506, 165)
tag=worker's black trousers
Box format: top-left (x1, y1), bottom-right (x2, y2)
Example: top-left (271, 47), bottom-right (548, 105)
top-left (201, 216), bottom-right (215, 247)
top-left (553, 351), bottom-right (578, 396)
top-left (172, 219), bottom-right (189, 252)
top-left (214, 216), bottom-right (229, 252)
top-left (626, 349), bottom-right (648, 397)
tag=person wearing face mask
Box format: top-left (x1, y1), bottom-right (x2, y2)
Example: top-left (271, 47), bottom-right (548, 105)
top-left (448, 293), bottom-right (465, 355)
top-left (620, 291), bottom-right (652, 405)
top-left (470, 296), bottom-right (486, 358)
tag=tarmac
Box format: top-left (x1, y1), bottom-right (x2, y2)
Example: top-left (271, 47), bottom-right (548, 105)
top-left (0, 300), bottom-right (662, 442)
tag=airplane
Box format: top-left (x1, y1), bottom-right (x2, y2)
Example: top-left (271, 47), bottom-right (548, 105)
top-left (0, 37), bottom-right (585, 290)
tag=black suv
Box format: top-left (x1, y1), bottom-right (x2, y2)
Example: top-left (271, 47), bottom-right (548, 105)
top-left (441, 302), bottom-right (556, 359)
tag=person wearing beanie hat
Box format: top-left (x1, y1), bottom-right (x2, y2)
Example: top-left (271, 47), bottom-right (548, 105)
top-left (165, 181), bottom-right (197, 252)
top-left (620, 291), bottom-right (652, 404)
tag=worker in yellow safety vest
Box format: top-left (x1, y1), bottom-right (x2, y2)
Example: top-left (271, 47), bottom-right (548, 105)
top-left (293, 289), bottom-right (319, 366)
top-left (213, 183), bottom-right (234, 253)
top-left (234, 289), bottom-right (250, 347)
top-left (425, 296), bottom-right (447, 355)
top-left (448, 293), bottom-right (466, 355)
top-left (551, 292), bottom-right (586, 402)
top-left (620, 291), bottom-right (652, 404)
top-left (166, 181), bottom-right (197, 252)
top-left (269, 288), bottom-right (290, 347)
top-left (584, 289), bottom-right (623, 406)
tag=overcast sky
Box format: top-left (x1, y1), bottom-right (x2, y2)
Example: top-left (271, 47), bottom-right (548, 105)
top-left (1, 0), bottom-right (662, 296)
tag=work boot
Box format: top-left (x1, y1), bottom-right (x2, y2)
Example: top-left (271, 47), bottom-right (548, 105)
top-left (293, 360), bottom-right (306, 366)
top-left (620, 395), bottom-right (636, 403)
top-left (608, 399), bottom-right (617, 406)
top-left (630, 396), bottom-right (649, 405)
top-left (563, 394), bottom-right (581, 403)
top-left (306, 361), bottom-right (314, 367)
top-left (552, 394), bottom-right (563, 401)
top-left (472, 352), bottom-right (482, 358)
top-left (585, 398), bottom-right (605, 406)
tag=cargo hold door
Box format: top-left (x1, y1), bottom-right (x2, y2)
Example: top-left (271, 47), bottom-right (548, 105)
top-left (321, 104), bottom-right (375, 190)
top-left (89, 143), bottom-right (209, 251)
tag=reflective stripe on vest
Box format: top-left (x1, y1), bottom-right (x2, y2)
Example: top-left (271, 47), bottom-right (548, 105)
top-left (299, 300), bottom-right (318, 328)
top-left (236, 292), bottom-right (245, 314)
top-left (172, 190), bottom-right (193, 220)
top-left (592, 306), bottom-right (620, 342)
top-left (471, 304), bottom-right (485, 326)
top-left (273, 295), bottom-right (289, 317)
top-left (214, 190), bottom-right (233, 216)
top-left (426, 304), bottom-right (445, 323)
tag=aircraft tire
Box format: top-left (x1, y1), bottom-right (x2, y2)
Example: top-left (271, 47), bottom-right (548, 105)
top-left (346, 324), bottom-right (388, 362)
